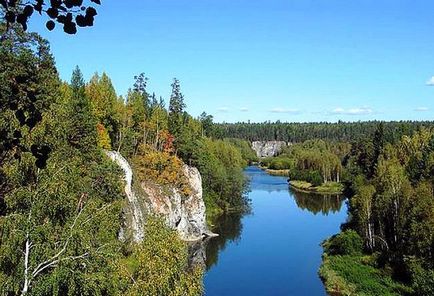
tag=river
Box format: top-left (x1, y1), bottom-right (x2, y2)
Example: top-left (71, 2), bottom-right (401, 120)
top-left (203, 166), bottom-right (347, 296)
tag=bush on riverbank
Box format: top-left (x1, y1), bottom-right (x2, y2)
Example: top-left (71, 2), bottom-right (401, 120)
top-left (323, 230), bottom-right (363, 256)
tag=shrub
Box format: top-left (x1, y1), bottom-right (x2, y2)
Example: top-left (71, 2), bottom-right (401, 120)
top-left (308, 170), bottom-right (323, 186)
top-left (324, 230), bottom-right (363, 256)
top-left (409, 261), bottom-right (434, 296)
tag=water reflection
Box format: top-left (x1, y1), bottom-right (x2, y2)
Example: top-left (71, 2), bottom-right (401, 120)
top-left (290, 188), bottom-right (346, 215)
top-left (200, 167), bottom-right (346, 272)
top-left (205, 212), bottom-right (245, 270)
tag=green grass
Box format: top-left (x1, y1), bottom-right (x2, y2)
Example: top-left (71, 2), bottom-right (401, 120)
top-left (289, 180), bottom-right (344, 194)
top-left (265, 169), bottom-right (290, 176)
top-left (289, 180), bottom-right (313, 190)
top-left (316, 182), bottom-right (344, 194)
top-left (319, 254), bottom-right (412, 296)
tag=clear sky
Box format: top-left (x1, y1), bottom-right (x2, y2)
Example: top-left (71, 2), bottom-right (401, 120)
top-left (29, 0), bottom-right (434, 123)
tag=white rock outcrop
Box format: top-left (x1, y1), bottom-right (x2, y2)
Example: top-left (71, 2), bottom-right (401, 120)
top-left (141, 165), bottom-right (211, 241)
top-left (107, 151), bottom-right (213, 242)
top-left (105, 151), bottom-right (146, 242)
top-left (251, 141), bottom-right (288, 158)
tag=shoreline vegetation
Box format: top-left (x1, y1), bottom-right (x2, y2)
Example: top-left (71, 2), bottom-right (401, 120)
top-left (258, 165), bottom-right (344, 194)
top-left (289, 180), bottom-right (344, 195)
top-left (260, 167), bottom-right (344, 195)
top-left (319, 231), bottom-right (412, 296)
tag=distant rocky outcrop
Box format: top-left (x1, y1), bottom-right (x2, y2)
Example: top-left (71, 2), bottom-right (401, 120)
top-left (106, 151), bottom-right (215, 243)
top-left (251, 141), bottom-right (288, 158)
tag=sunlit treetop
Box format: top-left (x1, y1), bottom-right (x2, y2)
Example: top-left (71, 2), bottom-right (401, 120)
top-left (0, 0), bottom-right (101, 35)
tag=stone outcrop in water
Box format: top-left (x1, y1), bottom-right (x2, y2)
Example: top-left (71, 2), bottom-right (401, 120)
top-left (251, 141), bottom-right (288, 158)
top-left (106, 151), bottom-right (214, 242)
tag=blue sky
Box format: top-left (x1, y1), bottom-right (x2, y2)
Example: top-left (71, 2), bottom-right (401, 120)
top-left (29, 0), bottom-right (434, 123)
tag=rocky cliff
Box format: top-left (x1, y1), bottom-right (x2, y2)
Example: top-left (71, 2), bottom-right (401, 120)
top-left (251, 141), bottom-right (287, 158)
top-left (106, 151), bottom-right (213, 243)
top-left (141, 164), bottom-right (212, 241)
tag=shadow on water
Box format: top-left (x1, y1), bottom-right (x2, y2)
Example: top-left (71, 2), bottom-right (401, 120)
top-left (187, 213), bottom-right (245, 271)
top-left (195, 167), bottom-right (348, 295)
top-left (204, 212), bottom-right (245, 270)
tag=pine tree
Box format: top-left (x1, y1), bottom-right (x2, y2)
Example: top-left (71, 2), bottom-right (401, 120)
top-left (66, 66), bottom-right (98, 154)
top-left (168, 78), bottom-right (186, 145)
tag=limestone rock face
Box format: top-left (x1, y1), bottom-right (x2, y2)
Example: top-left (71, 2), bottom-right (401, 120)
top-left (251, 141), bottom-right (288, 158)
top-left (141, 165), bottom-right (210, 241)
top-left (105, 151), bottom-right (146, 242)
top-left (107, 151), bottom-right (212, 242)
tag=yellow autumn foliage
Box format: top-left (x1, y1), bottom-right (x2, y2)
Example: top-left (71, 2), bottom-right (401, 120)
top-left (133, 145), bottom-right (192, 196)
top-left (96, 122), bottom-right (112, 149)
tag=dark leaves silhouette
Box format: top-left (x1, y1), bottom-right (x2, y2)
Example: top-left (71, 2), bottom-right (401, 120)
top-left (1, 0), bottom-right (100, 35)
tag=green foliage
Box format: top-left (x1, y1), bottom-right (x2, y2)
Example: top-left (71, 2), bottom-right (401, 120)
top-left (65, 66), bottom-right (98, 154)
top-left (168, 78), bottom-right (186, 145)
top-left (408, 260), bottom-right (434, 296)
top-left (115, 218), bottom-right (203, 296)
top-left (0, 28), bottom-right (59, 171)
top-left (214, 120), bottom-right (434, 144)
top-left (325, 127), bottom-right (434, 294)
top-left (262, 140), bottom-right (344, 186)
top-left (224, 138), bottom-right (258, 164)
top-left (189, 138), bottom-right (250, 216)
top-left (86, 72), bottom-right (121, 148)
top-left (268, 157), bottom-right (292, 170)
top-left (0, 31), bottom-right (208, 295)
top-left (323, 230), bottom-right (364, 256)
top-left (320, 254), bottom-right (412, 296)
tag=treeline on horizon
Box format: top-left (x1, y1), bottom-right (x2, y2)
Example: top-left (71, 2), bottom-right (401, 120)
top-left (213, 121), bottom-right (434, 143)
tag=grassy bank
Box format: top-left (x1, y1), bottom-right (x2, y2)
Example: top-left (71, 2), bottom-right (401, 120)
top-left (319, 254), bottom-right (412, 296)
top-left (265, 169), bottom-right (290, 176)
top-left (289, 180), bottom-right (344, 194)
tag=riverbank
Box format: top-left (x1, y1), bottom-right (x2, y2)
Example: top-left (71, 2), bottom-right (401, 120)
top-left (289, 180), bottom-right (344, 195)
top-left (265, 169), bottom-right (290, 176)
top-left (319, 231), bottom-right (413, 296)
top-left (319, 254), bottom-right (412, 296)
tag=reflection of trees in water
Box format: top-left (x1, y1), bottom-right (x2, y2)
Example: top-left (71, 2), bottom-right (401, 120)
top-left (290, 188), bottom-right (346, 215)
top-left (204, 213), bottom-right (245, 270)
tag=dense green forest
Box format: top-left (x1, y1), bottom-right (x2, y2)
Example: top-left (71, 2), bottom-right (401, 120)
top-left (214, 121), bottom-right (434, 144)
top-left (0, 27), bottom-right (251, 295)
top-left (321, 125), bottom-right (434, 295)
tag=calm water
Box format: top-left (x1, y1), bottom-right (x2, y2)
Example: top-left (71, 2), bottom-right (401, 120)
top-left (204, 166), bottom-right (347, 296)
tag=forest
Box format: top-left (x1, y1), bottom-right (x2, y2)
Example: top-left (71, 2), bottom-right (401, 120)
top-left (214, 121), bottom-right (434, 144)
top-left (320, 124), bottom-right (434, 295)
top-left (0, 26), bottom-right (251, 295)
